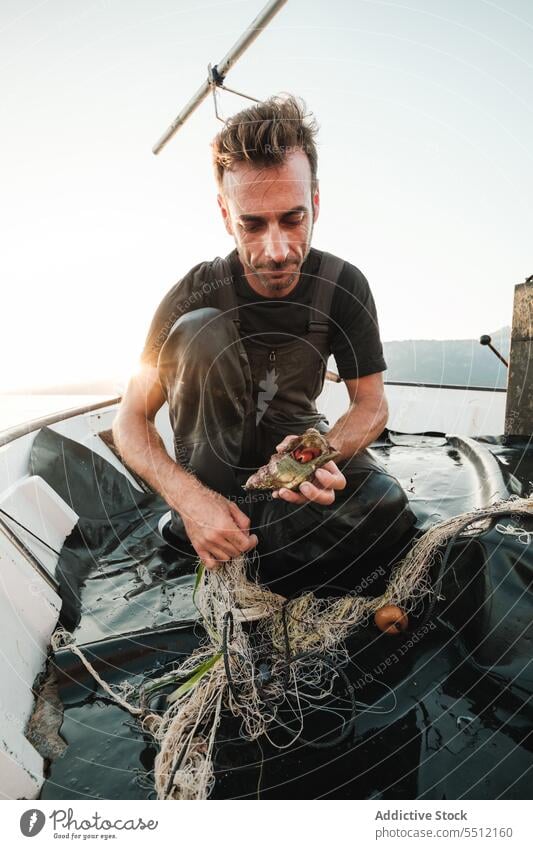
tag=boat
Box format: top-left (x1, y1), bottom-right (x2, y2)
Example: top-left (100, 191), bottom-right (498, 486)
top-left (1, 326), bottom-right (532, 800)
top-left (1, 0), bottom-right (531, 802)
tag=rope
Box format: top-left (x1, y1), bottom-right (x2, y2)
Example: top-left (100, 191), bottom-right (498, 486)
top-left (50, 628), bottom-right (143, 717)
top-left (495, 522), bottom-right (532, 545)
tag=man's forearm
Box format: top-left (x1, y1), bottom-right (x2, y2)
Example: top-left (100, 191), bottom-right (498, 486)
top-left (327, 395), bottom-right (388, 460)
top-left (112, 412), bottom-right (200, 511)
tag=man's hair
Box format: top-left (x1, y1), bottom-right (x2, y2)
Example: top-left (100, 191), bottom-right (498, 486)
top-left (211, 93), bottom-right (319, 194)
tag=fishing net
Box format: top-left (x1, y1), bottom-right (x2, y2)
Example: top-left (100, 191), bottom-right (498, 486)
top-left (141, 495), bottom-right (533, 798)
top-left (51, 495), bottom-right (533, 800)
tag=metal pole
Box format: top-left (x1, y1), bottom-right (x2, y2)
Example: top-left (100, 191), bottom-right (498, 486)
top-left (479, 335), bottom-right (509, 368)
top-left (152, 0), bottom-right (288, 154)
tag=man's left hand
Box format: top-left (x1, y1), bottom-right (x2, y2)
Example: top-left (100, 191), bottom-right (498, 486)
top-left (271, 435), bottom-right (347, 506)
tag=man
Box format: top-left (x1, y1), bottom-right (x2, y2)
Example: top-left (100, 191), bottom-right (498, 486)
top-left (113, 95), bottom-right (416, 589)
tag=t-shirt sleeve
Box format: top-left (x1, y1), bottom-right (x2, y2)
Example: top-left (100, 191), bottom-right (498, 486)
top-left (139, 260), bottom-right (211, 367)
top-left (331, 264), bottom-right (387, 380)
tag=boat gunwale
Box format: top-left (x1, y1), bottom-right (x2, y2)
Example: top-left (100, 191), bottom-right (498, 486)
top-left (0, 396), bottom-right (122, 448)
top-left (0, 381), bottom-right (507, 449)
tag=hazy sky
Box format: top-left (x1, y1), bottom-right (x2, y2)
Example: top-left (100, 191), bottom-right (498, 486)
top-left (1, 0), bottom-right (531, 391)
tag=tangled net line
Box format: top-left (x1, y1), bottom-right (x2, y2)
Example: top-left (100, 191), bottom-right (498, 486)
top-left (51, 496), bottom-right (533, 800)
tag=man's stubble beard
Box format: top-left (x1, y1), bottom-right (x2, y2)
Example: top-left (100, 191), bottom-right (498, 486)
top-left (247, 222), bottom-right (314, 294)
top-left (254, 267), bottom-right (300, 293)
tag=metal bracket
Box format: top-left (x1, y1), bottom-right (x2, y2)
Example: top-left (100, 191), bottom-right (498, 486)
top-left (208, 62), bottom-right (261, 123)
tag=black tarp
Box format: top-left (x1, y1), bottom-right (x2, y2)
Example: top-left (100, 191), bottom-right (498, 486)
top-left (30, 426), bottom-right (533, 800)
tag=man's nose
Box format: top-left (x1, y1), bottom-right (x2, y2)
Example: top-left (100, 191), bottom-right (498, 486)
top-left (263, 223), bottom-right (289, 265)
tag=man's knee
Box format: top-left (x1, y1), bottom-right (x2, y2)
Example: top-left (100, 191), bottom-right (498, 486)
top-left (164, 306), bottom-right (234, 348)
top-left (158, 307), bottom-right (237, 365)
top-left (345, 468), bottom-right (416, 541)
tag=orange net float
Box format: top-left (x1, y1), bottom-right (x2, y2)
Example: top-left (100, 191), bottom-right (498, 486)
top-left (374, 604), bottom-right (409, 635)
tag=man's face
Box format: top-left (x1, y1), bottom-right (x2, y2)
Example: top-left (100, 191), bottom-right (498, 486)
top-left (217, 149), bottom-right (319, 295)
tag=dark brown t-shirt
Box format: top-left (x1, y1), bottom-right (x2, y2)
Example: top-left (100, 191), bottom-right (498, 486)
top-left (139, 247), bottom-right (387, 380)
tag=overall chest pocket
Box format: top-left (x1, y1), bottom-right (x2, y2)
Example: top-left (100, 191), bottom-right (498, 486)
top-left (243, 338), bottom-right (328, 416)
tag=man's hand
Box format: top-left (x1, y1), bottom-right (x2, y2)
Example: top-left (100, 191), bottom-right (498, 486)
top-left (175, 484), bottom-right (258, 570)
top-left (271, 434), bottom-right (347, 506)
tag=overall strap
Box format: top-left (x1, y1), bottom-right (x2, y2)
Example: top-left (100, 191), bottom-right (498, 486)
top-left (307, 250), bottom-right (345, 333)
top-left (207, 251), bottom-right (344, 333)
top-left (207, 256), bottom-right (240, 328)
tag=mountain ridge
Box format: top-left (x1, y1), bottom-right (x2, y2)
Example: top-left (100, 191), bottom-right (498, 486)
top-left (5, 327), bottom-right (511, 395)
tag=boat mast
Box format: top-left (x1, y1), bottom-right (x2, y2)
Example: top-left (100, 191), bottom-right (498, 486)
top-left (152, 0), bottom-right (289, 154)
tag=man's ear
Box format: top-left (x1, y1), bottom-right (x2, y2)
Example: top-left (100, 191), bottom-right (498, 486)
top-left (217, 192), bottom-right (234, 235)
top-left (312, 182), bottom-right (320, 224)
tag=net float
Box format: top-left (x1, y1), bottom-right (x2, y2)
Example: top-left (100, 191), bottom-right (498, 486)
top-left (374, 604), bottom-right (408, 635)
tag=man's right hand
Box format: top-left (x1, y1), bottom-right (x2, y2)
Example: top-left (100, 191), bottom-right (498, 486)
top-left (112, 367), bottom-right (257, 569)
top-left (175, 484), bottom-right (258, 570)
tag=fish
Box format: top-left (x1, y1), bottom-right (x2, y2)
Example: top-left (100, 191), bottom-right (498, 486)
top-left (243, 428), bottom-right (341, 491)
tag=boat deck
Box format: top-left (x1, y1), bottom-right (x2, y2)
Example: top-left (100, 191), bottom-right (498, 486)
top-left (22, 423), bottom-right (532, 800)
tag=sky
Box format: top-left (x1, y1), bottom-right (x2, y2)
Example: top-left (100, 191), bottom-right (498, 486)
top-left (1, 0), bottom-right (531, 391)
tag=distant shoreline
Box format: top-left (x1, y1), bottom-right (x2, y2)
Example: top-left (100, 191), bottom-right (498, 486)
top-left (1, 327), bottom-right (510, 396)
